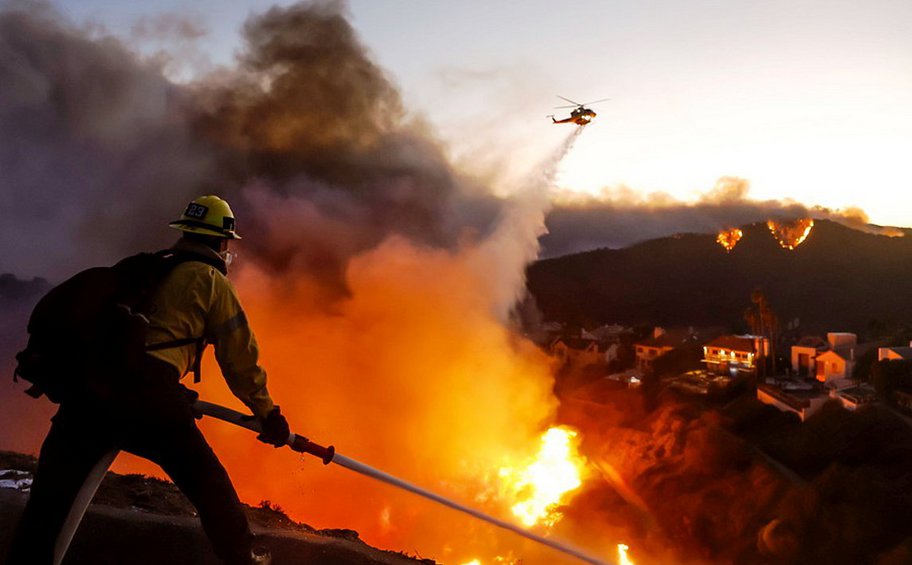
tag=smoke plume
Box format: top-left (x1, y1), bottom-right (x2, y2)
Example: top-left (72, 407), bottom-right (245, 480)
top-left (542, 177), bottom-right (904, 258)
top-left (0, 1), bottom-right (500, 286)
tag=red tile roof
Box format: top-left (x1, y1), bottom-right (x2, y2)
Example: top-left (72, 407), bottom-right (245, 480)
top-left (705, 335), bottom-right (760, 353)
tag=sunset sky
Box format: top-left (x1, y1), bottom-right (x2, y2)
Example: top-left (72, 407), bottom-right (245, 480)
top-left (55, 0), bottom-right (912, 227)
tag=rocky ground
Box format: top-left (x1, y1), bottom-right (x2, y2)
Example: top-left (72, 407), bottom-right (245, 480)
top-left (0, 451), bottom-right (432, 565)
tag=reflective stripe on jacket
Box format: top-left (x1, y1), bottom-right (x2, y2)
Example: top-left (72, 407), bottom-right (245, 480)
top-left (145, 239), bottom-right (275, 419)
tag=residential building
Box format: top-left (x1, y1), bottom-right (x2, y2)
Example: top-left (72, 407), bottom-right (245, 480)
top-left (791, 336), bottom-right (828, 376)
top-left (757, 382), bottom-right (829, 421)
top-left (703, 335), bottom-right (769, 377)
top-left (550, 337), bottom-right (610, 368)
top-left (790, 332), bottom-right (871, 389)
top-left (814, 348), bottom-right (855, 389)
top-left (878, 343), bottom-right (912, 362)
top-left (583, 323), bottom-right (626, 344)
top-left (635, 327), bottom-right (676, 372)
top-left (634, 326), bottom-right (717, 373)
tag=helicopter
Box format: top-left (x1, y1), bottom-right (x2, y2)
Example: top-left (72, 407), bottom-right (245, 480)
top-left (549, 95), bottom-right (610, 125)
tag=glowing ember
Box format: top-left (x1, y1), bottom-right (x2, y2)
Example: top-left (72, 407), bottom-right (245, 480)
top-left (499, 427), bottom-right (586, 528)
top-left (460, 560), bottom-right (482, 565)
top-left (767, 218), bottom-right (815, 250)
top-left (716, 228), bottom-right (743, 252)
top-left (618, 543), bottom-right (635, 565)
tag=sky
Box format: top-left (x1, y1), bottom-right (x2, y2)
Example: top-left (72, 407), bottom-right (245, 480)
top-left (53, 0), bottom-right (912, 227)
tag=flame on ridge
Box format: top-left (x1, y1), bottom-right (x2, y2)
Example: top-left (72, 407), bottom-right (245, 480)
top-left (767, 218), bottom-right (815, 250)
top-left (716, 228), bottom-right (743, 252)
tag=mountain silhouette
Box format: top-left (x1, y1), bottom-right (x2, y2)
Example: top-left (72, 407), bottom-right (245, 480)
top-left (527, 220), bottom-right (912, 335)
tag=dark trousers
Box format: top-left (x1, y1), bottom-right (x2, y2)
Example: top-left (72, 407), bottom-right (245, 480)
top-left (5, 357), bottom-right (253, 565)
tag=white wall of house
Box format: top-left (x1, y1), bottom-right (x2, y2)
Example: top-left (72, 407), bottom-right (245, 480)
top-left (757, 388), bottom-right (829, 421)
top-left (831, 387), bottom-right (877, 411)
top-left (878, 344), bottom-right (912, 361)
top-left (814, 350), bottom-right (855, 385)
top-left (791, 345), bottom-right (818, 375)
top-left (827, 332), bottom-right (857, 350)
top-left (880, 349), bottom-right (903, 361)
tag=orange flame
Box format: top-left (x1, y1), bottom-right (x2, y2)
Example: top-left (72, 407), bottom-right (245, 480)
top-left (618, 543), bottom-right (636, 565)
top-left (498, 426), bottom-right (587, 528)
top-left (767, 218), bottom-right (814, 250)
top-left (716, 228), bottom-right (743, 252)
top-left (110, 233), bottom-right (588, 565)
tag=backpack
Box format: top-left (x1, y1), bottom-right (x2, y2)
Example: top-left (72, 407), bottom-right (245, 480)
top-left (13, 249), bottom-right (222, 403)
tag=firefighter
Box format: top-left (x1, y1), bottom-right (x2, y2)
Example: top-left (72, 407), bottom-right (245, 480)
top-left (6, 196), bottom-right (288, 565)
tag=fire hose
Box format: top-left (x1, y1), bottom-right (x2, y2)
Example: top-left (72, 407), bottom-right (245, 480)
top-left (53, 400), bottom-right (611, 565)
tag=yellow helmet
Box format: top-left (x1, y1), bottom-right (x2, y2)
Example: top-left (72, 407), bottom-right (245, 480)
top-left (169, 195), bottom-right (242, 239)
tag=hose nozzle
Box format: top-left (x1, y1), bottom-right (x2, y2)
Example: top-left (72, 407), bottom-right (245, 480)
top-left (289, 435), bottom-right (335, 465)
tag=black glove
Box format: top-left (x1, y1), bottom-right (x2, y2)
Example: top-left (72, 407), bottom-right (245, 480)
top-left (178, 384), bottom-right (200, 404)
top-left (257, 406), bottom-right (290, 448)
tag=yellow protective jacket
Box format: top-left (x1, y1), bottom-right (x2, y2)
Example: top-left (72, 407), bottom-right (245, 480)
top-left (145, 239), bottom-right (275, 419)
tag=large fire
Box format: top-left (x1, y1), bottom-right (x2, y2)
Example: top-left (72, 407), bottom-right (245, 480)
top-left (618, 543), bottom-right (635, 565)
top-left (109, 231), bottom-right (608, 563)
top-left (767, 218), bottom-right (815, 250)
top-left (716, 228), bottom-right (743, 252)
top-left (498, 426), bottom-right (586, 528)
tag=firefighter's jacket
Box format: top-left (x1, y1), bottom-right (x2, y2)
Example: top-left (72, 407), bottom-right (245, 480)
top-left (145, 239), bottom-right (275, 419)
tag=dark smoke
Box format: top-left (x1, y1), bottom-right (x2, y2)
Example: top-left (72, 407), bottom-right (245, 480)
top-left (195, 1), bottom-right (501, 284)
top-left (542, 177), bottom-right (903, 258)
top-left (0, 0), bottom-right (501, 456)
top-left (0, 1), bottom-right (499, 284)
top-left (0, 2), bottom-right (209, 278)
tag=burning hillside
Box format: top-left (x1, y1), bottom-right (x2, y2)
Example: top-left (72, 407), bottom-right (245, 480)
top-left (716, 228), bottom-right (743, 252)
top-left (767, 218), bottom-right (815, 250)
top-left (716, 218), bottom-right (815, 252)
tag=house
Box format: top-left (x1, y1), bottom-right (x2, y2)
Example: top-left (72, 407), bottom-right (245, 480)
top-left (757, 382), bottom-right (829, 421)
top-left (816, 333), bottom-right (857, 387)
top-left (790, 333), bottom-right (871, 389)
top-left (814, 349), bottom-right (855, 389)
top-left (635, 328), bottom-right (676, 372)
top-left (791, 336), bottom-right (828, 376)
top-left (583, 323), bottom-right (626, 344)
top-left (550, 336), bottom-right (611, 368)
top-left (878, 343), bottom-right (912, 362)
top-left (634, 327), bottom-right (708, 373)
top-left (703, 335), bottom-right (769, 377)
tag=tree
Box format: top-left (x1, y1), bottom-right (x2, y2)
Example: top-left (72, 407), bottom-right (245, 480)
top-left (745, 289), bottom-right (780, 376)
top-left (852, 347), bottom-right (878, 384)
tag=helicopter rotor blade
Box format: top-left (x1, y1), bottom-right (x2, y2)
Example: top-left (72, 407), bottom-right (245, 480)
top-left (582, 97), bottom-right (612, 105)
top-left (556, 95), bottom-right (581, 106)
top-left (554, 104), bottom-right (580, 109)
